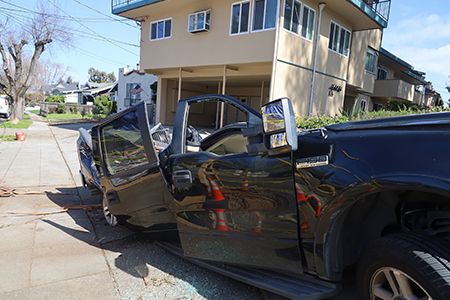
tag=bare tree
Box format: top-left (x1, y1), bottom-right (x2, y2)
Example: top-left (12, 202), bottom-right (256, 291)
top-left (31, 58), bottom-right (70, 95)
top-left (0, 1), bottom-right (72, 120)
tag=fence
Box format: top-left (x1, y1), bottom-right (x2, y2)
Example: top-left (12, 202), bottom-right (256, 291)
top-left (40, 102), bottom-right (95, 117)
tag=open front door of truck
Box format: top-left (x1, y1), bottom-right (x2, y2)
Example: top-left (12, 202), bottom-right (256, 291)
top-left (93, 102), bottom-right (177, 233)
top-left (169, 95), bottom-right (303, 275)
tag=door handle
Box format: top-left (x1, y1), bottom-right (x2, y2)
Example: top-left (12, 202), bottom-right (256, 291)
top-left (173, 170), bottom-right (192, 188)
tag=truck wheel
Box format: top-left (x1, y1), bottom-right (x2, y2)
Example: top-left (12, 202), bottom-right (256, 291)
top-left (102, 194), bottom-right (118, 226)
top-left (357, 233), bottom-right (450, 300)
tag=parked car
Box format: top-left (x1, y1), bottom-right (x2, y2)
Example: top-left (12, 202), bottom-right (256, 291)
top-left (78, 94), bottom-right (450, 299)
top-left (0, 95), bottom-right (9, 118)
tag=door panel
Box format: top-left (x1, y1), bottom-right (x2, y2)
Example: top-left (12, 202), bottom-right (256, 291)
top-left (97, 102), bottom-right (176, 233)
top-left (172, 151), bottom-right (302, 274)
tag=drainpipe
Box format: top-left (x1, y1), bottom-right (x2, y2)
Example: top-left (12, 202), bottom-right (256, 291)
top-left (309, 3), bottom-right (326, 116)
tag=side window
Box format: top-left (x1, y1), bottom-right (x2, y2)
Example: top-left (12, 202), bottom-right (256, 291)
top-left (101, 109), bottom-right (149, 175)
top-left (185, 100), bottom-right (249, 155)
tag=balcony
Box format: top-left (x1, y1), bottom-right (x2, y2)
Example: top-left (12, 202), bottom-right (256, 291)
top-left (325, 0), bottom-right (391, 30)
top-left (372, 79), bottom-right (415, 102)
top-left (112, 0), bottom-right (390, 29)
top-left (112, 0), bottom-right (161, 15)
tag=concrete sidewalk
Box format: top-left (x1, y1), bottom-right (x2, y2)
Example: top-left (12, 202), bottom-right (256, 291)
top-left (0, 115), bottom-right (264, 300)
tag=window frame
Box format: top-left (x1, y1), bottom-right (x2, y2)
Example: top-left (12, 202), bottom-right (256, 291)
top-left (373, 102), bottom-right (384, 111)
top-left (125, 83), bottom-right (142, 107)
top-left (230, 1), bottom-right (251, 35)
top-left (365, 48), bottom-right (378, 74)
top-left (360, 99), bottom-right (367, 112)
top-left (328, 20), bottom-right (351, 57)
top-left (251, 0), bottom-right (279, 32)
top-left (283, 0), bottom-right (302, 35)
top-left (150, 18), bottom-right (172, 41)
top-left (377, 66), bottom-right (388, 80)
top-left (300, 4), bottom-right (315, 41)
top-left (188, 9), bottom-right (211, 33)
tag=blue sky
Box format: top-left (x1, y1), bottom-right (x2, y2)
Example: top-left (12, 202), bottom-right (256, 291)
top-left (382, 0), bottom-right (450, 99)
top-left (1, 0), bottom-right (449, 100)
top-left (0, 0), bottom-right (140, 84)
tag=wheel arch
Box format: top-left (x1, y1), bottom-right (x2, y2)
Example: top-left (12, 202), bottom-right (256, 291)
top-left (313, 175), bottom-right (450, 281)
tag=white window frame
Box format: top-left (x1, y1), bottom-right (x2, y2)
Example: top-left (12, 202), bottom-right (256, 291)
top-left (251, 0), bottom-right (279, 32)
top-left (360, 99), bottom-right (367, 112)
top-left (300, 4), bottom-right (315, 41)
top-left (283, 0), bottom-right (302, 35)
top-left (230, 1), bottom-right (251, 35)
top-left (150, 18), bottom-right (172, 41)
top-left (377, 66), bottom-right (388, 80)
top-left (328, 20), bottom-right (351, 57)
top-left (365, 48), bottom-right (378, 74)
top-left (189, 9), bottom-right (211, 33)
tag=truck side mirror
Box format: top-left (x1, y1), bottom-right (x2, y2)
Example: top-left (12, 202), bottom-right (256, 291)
top-left (261, 98), bottom-right (298, 155)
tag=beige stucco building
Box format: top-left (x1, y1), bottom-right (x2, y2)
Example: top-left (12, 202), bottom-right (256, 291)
top-left (112, 0), bottom-right (392, 124)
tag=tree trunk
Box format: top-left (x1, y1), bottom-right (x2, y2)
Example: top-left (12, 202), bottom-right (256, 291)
top-left (10, 94), bottom-right (25, 121)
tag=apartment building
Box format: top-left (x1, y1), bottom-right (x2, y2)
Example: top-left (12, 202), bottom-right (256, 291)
top-left (112, 0), bottom-right (391, 124)
top-left (368, 48), bottom-right (428, 111)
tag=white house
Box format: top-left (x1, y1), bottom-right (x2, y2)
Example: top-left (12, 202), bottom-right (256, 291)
top-left (112, 66), bottom-right (157, 112)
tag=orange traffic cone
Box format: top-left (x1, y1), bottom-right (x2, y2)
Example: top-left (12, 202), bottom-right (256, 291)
top-left (240, 178), bottom-right (249, 191)
top-left (295, 182), bottom-right (307, 203)
top-left (208, 178), bottom-right (225, 201)
top-left (213, 209), bottom-right (228, 231)
top-left (252, 210), bottom-right (262, 233)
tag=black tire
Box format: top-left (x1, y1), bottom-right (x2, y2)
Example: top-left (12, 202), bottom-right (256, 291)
top-left (102, 193), bottom-right (119, 227)
top-left (357, 233), bottom-right (450, 300)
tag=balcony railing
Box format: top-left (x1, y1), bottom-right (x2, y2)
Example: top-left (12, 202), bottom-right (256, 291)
top-left (112, 0), bottom-right (140, 9)
top-left (362, 0), bottom-right (391, 22)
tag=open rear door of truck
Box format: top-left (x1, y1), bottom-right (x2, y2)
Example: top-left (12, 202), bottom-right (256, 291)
top-left (93, 102), bottom-right (177, 233)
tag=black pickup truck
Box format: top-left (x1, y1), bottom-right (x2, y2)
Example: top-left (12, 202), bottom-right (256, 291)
top-left (77, 94), bottom-right (450, 300)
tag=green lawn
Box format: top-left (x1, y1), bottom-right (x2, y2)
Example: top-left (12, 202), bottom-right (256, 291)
top-left (2, 120), bottom-right (32, 129)
top-left (1, 113), bottom-right (32, 128)
top-left (45, 113), bottom-right (83, 119)
top-left (0, 134), bottom-right (19, 141)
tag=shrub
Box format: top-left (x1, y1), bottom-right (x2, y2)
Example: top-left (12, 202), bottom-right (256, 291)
top-left (70, 106), bottom-right (78, 114)
top-left (385, 100), bottom-right (422, 112)
top-left (55, 104), bottom-right (67, 114)
top-left (93, 95), bottom-right (116, 116)
top-left (45, 95), bottom-right (66, 103)
top-left (80, 108), bottom-right (87, 119)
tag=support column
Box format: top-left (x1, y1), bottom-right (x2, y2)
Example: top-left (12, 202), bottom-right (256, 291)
top-left (220, 65), bottom-right (227, 128)
top-left (178, 68), bottom-right (182, 101)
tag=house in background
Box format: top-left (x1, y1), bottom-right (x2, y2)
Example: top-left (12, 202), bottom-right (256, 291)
top-left (112, 0), bottom-right (392, 125)
top-left (77, 82), bottom-right (115, 105)
top-left (359, 47), bottom-right (428, 112)
top-left (109, 66), bottom-right (158, 112)
top-left (49, 83), bottom-right (80, 103)
top-left (423, 82), bottom-right (443, 108)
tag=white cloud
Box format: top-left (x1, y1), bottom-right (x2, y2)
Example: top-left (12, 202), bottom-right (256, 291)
top-left (384, 13), bottom-right (450, 48)
top-left (382, 11), bottom-right (450, 93)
